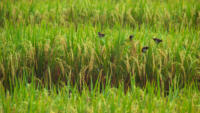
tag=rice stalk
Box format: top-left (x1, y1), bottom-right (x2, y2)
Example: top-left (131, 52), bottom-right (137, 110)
top-left (10, 54), bottom-right (15, 84)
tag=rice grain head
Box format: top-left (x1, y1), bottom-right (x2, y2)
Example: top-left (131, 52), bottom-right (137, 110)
top-left (48, 67), bottom-right (52, 86)
top-left (89, 49), bottom-right (94, 72)
top-left (58, 58), bottom-right (65, 76)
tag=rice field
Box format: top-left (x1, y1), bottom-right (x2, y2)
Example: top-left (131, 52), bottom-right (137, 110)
top-left (0, 0), bottom-right (200, 112)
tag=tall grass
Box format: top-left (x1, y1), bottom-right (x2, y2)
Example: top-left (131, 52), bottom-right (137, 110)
top-left (0, 0), bottom-right (200, 92)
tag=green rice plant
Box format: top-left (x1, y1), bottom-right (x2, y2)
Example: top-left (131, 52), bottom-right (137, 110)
top-left (1, 0), bottom-right (200, 95)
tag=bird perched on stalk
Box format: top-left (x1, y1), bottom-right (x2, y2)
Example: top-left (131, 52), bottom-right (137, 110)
top-left (152, 38), bottom-right (162, 44)
top-left (129, 35), bottom-right (134, 41)
top-left (142, 47), bottom-right (149, 53)
top-left (98, 32), bottom-right (105, 38)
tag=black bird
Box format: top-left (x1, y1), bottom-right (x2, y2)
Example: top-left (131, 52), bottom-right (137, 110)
top-left (98, 32), bottom-right (105, 38)
top-left (142, 47), bottom-right (149, 53)
top-left (129, 35), bottom-right (134, 41)
top-left (152, 38), bottom-right (162, 44)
